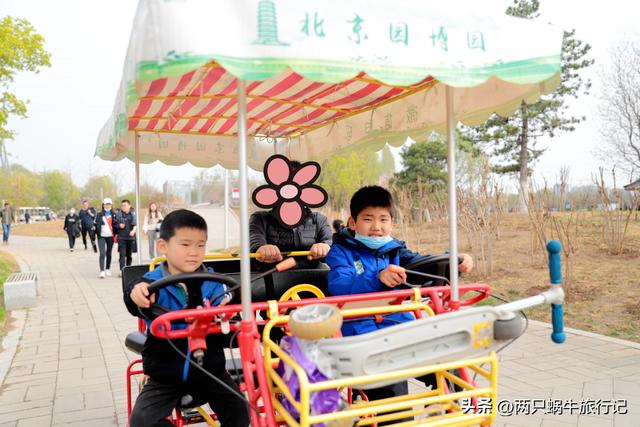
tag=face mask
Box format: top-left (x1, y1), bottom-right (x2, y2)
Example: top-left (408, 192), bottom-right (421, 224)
top-left (354, 233), bottom-right (393, 250)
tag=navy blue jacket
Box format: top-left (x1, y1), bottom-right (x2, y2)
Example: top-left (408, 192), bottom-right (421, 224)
top-left (123, 263), bottom-right (231, 385)
top-left (78, 207), bottom-right (96, 229)
top-left (326, 229), bottom-right (429, 336)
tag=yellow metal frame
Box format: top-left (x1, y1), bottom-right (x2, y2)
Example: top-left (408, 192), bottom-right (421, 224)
top-left (262, 300), bottom-right (497, 427)
top-left (148, 251), bottom-right (312, 271)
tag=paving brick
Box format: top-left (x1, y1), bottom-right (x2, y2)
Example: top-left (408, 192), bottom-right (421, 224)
top-left (52, 406), bottom-right (116, 424)
top-left (16, 415), bottom-right (52, 426)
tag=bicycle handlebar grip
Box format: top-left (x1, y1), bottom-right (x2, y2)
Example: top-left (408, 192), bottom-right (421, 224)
top-left (547, 240), bottom-right (566, 344)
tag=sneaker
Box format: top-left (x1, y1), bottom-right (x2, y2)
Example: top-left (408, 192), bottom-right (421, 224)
top-left (105, 269), bottom-right (112, 277)
top-left (70, 248), bottom-right (74, 252)
top-left (99, 271), bottom-right (106, 279)
top-left (84, 245), bottom-right (88, 250)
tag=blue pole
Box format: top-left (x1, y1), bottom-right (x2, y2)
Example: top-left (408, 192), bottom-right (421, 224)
top-left (547, 240), bottom-right (566, 344)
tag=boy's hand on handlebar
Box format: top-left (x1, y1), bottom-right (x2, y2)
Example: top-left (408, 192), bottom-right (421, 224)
top-left (379, 265), bottom-right (407, 288)
top-left (308, 243), bottom-right (330, 260)
top-left (219, 296), bottom-right (232, 306)
top-left (131, 282), bottom-right (156, 308)
top-left (459, 253), bottom-right (474, 273)
top-left (257, 244), bottom-right (283, 263)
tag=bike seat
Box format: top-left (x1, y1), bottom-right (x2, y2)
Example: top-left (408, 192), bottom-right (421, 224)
top-left (125, 331), bottom-right (147, 355)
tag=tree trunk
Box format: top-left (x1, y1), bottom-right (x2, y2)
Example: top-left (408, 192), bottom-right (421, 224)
top-left (517, 105), bottom-right (530, 213)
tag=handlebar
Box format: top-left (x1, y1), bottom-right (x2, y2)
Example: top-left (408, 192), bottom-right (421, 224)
top-left (547, 240), bottom-right (566, 344)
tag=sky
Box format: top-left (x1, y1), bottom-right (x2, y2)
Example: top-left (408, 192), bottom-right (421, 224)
top-left (1, 0), bottom-right (639, 194)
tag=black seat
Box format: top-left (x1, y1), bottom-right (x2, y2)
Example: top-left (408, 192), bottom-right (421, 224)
top-left (125, 330), bottom-right (147, 354)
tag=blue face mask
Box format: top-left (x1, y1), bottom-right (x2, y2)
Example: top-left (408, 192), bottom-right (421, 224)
top-left (354, 233), bottom-right (393, 250)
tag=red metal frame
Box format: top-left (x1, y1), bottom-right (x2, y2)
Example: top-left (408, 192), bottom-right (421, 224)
top-left (128, 284), bottom-right (490, 426)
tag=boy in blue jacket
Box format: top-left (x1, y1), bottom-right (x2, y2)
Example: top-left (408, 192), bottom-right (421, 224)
top-left (326, 186), bottom-right (473, 412)
top-left (124, 209), bottom-right (249, 427)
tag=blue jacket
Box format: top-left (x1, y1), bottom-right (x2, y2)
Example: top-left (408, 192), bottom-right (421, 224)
top-left (123, 263), bottom-right (231, 385)
top-left (326, 229), bottom-right (426, 336)
top-left (140, 264), bottom-right (230, 330)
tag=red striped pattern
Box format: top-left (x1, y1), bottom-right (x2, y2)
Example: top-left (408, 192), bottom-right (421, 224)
top-left (128, 63), bottom-right (434, 136)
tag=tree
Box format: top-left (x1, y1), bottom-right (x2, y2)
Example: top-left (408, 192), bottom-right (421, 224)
top-left (460, 0), bottom-right (593, 212)
top-left (393, 136), bottom-right (448, 194)
top-left (81, 175), bottom-right (118, 207)
top-left (320, 151), bottom-right (381, 212)
top-left (41, 170), bottom-right (79, 212)
top-left (0, 163), bottom-right (44, 207)
top-left (0, 16), bottom-right (51, 139)
top-left (596, 41), bottom-right (640, 176)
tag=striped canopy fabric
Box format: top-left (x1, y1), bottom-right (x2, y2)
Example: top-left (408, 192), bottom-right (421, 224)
top-left (96, 0), bottom-right (563, 169)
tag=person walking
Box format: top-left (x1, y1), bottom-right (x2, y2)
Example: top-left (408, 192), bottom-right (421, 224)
top-left (142, 202), bottom-right (163, 259)
top-left (1, 202), bottom-right (15, 245)
top-left (113, 199), bottom-right (137, 277)
top-left (95, 198), bottom-right (116, 279)
top-left (78, 199), bottom-right (97, 252)
top-left (24, 210), bottom-right (31, 224)
top-left (63, 208), bottom-right (81, 252)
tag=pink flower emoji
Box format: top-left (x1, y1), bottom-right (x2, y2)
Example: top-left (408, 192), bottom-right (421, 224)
top-left (252, 155), bottom-right (328, 229)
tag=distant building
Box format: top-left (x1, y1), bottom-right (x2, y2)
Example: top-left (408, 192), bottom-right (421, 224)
top-left (163, 180), bottom-right (192, 205)
top-left (624, 178), bottom-right (640, 191)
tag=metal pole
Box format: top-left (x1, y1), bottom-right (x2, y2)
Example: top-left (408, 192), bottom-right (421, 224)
top-left (134, 132), bottom-right (142, 264)
top-left (237, 80), bottom-right (253, 320)
top-left (223, 168), bottom-right (229, 249)
top-left (445, 85), bottom-right (459, 304)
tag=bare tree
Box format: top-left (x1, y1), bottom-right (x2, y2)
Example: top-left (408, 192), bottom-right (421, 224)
top-left (597, 42), bottom-right (640, 175)
top-left (558, 166), bottom-right (570, 212)
top-left (593, 167), bottom-right (638, 255)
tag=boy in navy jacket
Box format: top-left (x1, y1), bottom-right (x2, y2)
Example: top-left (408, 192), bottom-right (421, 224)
top-left (326, 186), bottom-right (473, 415)
top-left (124, 209), bottom-right (248, 427)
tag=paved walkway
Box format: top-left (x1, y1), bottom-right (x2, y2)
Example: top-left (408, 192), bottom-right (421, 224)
top-left (1, 235), bottom-right (639, 426)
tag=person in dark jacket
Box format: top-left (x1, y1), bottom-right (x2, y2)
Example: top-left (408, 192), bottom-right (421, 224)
top-left (250, 160), bottom-right (332, 269)
top-left (78, 199), bottom-right (97, 252)
top-left (113, 199), bottom-right (137, 275)
top-left (63, 208), bottom-right (81, 252)
top-left (326, 186), bottom-right (473, 422)
top-left (124, 209), bottom-right (249, 427)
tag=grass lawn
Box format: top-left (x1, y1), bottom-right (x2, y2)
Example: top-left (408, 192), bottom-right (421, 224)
top-left (0, 250), bottom-right (20, 327)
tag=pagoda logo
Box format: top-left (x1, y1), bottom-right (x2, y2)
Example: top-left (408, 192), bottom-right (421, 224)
top-left (253, 0), bottom-right (289, 46)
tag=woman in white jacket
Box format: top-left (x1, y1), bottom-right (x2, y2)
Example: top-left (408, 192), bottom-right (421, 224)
top-left (142, 202), bottom-right (163, 259)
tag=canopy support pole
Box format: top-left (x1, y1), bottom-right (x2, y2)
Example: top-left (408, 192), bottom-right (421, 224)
top-left (445, 85), bottom-right (459, 308)
top-left (237, 80), bottom-right (253, 321)
top-left (224, 169), bottom-right (229, 249)
top-left (134, 132), bottom-right (142, 264)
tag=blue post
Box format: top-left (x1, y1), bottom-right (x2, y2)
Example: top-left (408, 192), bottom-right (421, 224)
top-left (547, 240), bottom-right (566, 344)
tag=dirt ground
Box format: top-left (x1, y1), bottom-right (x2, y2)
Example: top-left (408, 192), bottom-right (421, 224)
top-left (395, 212), bottom-right (640, 343)
top-left (12, 212), bottom-right (640, 342)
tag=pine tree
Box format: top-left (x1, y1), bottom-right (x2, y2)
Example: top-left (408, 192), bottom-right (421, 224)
top-left (460, 0), bottom-right (593, 212)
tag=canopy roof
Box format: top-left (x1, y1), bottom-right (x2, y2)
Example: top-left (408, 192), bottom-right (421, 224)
top-left (96, 0), bottom-right (563, 168)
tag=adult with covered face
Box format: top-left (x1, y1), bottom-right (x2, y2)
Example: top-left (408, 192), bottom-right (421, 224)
top-left (250, 158), bottom-right (332, 269)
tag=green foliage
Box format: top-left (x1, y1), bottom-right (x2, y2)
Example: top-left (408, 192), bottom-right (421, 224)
top-left (0, 16), bottom-right (51, 138)
top-left (393, 136), bottom-right (448, 192)
top-left (0, 164), bottom-right (44, 206)
top-left (0, 250), bottom-right (20, 324)
top-left (40, 170), bottom-right (80, 212)
top-left (319, 151), bottom-right (381, 210)
top-left (81, 175), bottom-right (118, 207)
top-left (460, 0), bottom-right (593, 178)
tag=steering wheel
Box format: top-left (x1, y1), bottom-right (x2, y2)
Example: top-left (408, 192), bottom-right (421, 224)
top-left (140, 272), bottom-right (240, 320)
top-left (403, 254), bottom-right (463, 287)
